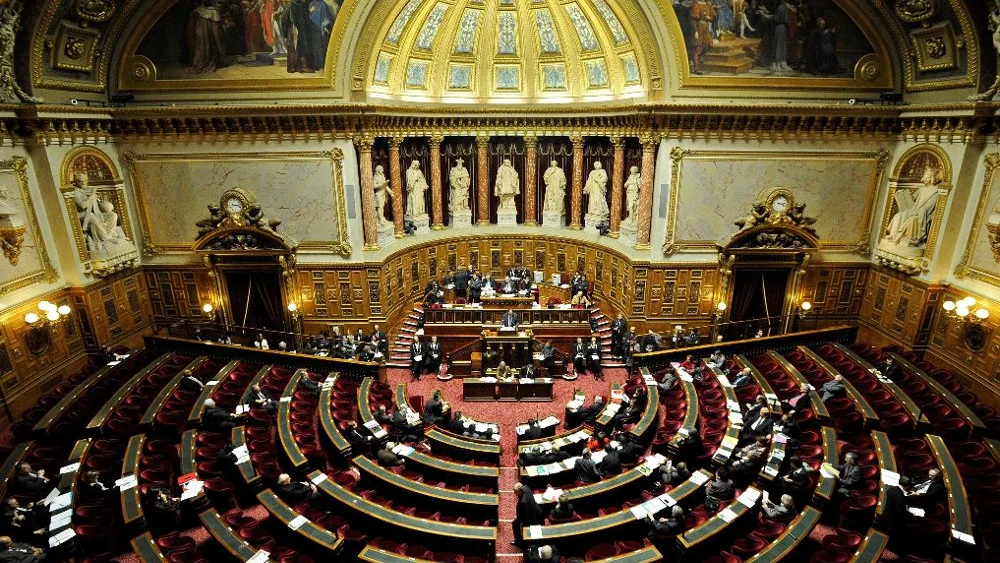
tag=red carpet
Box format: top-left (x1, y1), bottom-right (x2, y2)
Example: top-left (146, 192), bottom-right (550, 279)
top-left (386, 367), bottom-right (628, 559)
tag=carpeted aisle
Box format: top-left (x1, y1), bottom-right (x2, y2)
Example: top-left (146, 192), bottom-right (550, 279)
top-left (386, 367), bottom-right (628, 560)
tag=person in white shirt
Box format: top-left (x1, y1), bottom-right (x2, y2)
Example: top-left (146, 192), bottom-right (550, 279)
top-left (255, 333), bottom-right (269, 350)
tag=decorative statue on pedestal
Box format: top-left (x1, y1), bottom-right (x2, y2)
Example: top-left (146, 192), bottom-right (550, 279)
top-left (495, 159), bottom-right (520, 223)
top-left (584, 161), bottom-right (609, 230)
top-left (449, 158), bottom-right (471, 212)
top-left (970, 6), bottom-right (1000, 101)
top-left (543, 160), bottom-right (566, 213)
top-left (71, 172), bottom-right (135, 259)
top-left (372, 164), bottom-right (392, 226)
top-left (883, 166), bottom-right (940, 248)
top-left (405, 160), bottom-right (429, 218)
top-left (622, 166), bottom-right (641, 227)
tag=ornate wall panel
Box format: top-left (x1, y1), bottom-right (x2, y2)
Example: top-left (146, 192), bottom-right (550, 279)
top-left (143, 266), bottom-right (213, 320)
top-left (0, 156), bottom-right (57, 297)
top-left (925, 289), bottom-right (1000, 407)
top-left (955, 153), bottom-right (1000, 287)
top-left (860, 266), bottom-right (941, 349)
top-left (797, 264), bottom-right (868, 319)
top-left (662, 148), bottom-right (888, 255)
top-left (71, 270), bottom-right (152, 347)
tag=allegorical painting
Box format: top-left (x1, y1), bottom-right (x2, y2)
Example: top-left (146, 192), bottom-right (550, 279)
top-left (136, 0), bottom-right (341, 80)
top-left (672, 0), bottom-right (874, 77)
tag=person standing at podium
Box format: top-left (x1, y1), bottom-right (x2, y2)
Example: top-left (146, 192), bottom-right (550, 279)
top-left (501, 308), bottom-right (520, 329)
top-left (426, 336), bottom-right (442, 375)
top-left (410, 336), bottom-right (425, 380)
top-left (572, 337), bottom-right (587, 375)
top-left (540, 340), bottom-right (556, 374)
top-left (587, 335), bottom-right (603, 380)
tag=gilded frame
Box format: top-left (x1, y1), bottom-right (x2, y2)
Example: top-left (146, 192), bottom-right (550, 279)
top-left (873, 143), bottom-right (952, 274)
top-left (662, 148), bottom-right (889, 256)
top-left (955, 153), bottom-right (1000, 286)
top-left (58, 146), bottom-right (138, 276)
top-left (0, 157), bottom-right (58, 297)
top-left (121, 149), bottom-right (352, 258)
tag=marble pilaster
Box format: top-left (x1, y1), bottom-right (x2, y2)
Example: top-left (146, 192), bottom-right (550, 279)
top-left (570, 135), bottom-right (584, 230)
top-left (524, 136), bottom-right (538, 226)
top-left (609, 137), bottom-right (625, 238)
top-left (389, 136), bottom-right (405, 237)
top-left (635, 135), bottom-right (656, 249)
top-left (355, 136), bottom-right (379, 249)
top-left (429, 135), bottom-right (444, 230)
top-left (476, 134), bottom-right (491, 226)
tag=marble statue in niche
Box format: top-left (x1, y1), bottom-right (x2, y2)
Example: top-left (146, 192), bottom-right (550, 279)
top-left (449, 158), bottom-right (473, 229)
top-left (622, 165), bottom-right (641, 227)
top-left (71, 172), bottom-right (135, 259)
top-left (971, 6), bottom-right (1000, 101)
top-left (883, 166), bottom-right (941, 249)
top-left (584, 161), bottom-right (609, 231)
top-left (406, 160), bottom-right (430, 233)
top-left (373, 164), bottom-right (392, 226)
top-left (542, 160), bottom-right (567, 228)
top-left (495, 158), bottom-right (520, 225)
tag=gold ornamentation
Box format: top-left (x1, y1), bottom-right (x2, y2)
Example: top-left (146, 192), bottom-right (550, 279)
top-left (0, 224), bottom-right (24, 265)
top-left (955, 153), bottom-right (1000, 284)
top-left (910, 22), bottom-right (958, 73)
top-left (859, 58), bottom-right (880, 81)
top-left (0, 157), bottom-right (57, 296)
top-left (74, 0), bottom-right (115, 22)
top-left (894, 0), bottom-right (937, 23)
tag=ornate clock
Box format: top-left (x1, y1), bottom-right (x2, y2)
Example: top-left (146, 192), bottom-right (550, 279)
top-left (218, 188), bottom-right (257, 225)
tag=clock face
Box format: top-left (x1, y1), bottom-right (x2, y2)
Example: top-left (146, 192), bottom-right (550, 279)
top-left (771, 195), bottom-right (789, 212)
top-left (225, 197), bottom-right (244, 215)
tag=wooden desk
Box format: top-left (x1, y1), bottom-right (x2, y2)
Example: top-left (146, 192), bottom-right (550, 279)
top-left (829, 343), bottom-right (927, 426)
top-left (483, 331), bottom-right (533, 371)
top-left (481, 295), bottom-right (536, 308)
top-left (0, 441), bottom-right (32, 499)
top-left (814, 427), bottom-right (839, 504)
top-left (871, 429), bottom-right (897, 517)
top-left (759, 441), bottom-right (787, 483)
top-left (57, 437), bottom-right (91, 498)
top-left (257, 490), bottom-right (343, 555)
top-left (33, 358), bottom-right (124, 434)
top-left (519, 378), bottom-right (554, 401)
top-left (463, 378), bottom-right (497, 401)
top-left (131, 532), bottom-right (167, 563)
top-left (231, 426), bottom-right (260, 490)
top-left (87, 354), bottom-right (172, 433)
top-left (517, 426), bottom-right (591, 456)
top-left (200, 508), bottom-right (277, 562)
top-left (704, 364), bottom-right (740, 467)
top-left (278, 369), bottom-right (309, 470)
top-left (596, 383), bottom-right (623, 428)
top-left (889, 353), bottom-right (986, 435)
top-left (358, 545), bottom-right (664, 563)
top-left (797, 347), bottom-right (878, 425)
top-left (319, 373), bottom-right (353, 459)
top-left (187, 359), bottom-right (240, 426)
top-left (403, 449), bottom-right (499, 488)
top-left (671, 378), bottom-right (699, 454)
top-left (140, 356), bottom-right (209, 428)
top-left (766, 351), bottom-right (830, 421)
top-left (744, 507), bottom-right (822, 563)
top-left (121, 435), bottom-right (144, 528)
top-left (424, 307), bottom-right (590, 326)
top-left (734, 355), bottom-right (783, 415)
top-left (353, 455), bottom-right (498, 519)
top-left (310, 470), bottom-right (497, 551)
top-left (357, 377), bottom-right (384, 441)
top-left (679, 487), bottom-right (760, 553)
top-left (848, 529), bottom-right (889, 563)
top-left (926, 434), bottom-right (973, 550)
top-left (630, 380), bottom-right (659, 442)
top-left (425, 428), bottom-right (501, 464)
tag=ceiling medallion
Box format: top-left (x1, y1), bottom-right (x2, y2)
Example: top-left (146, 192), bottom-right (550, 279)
top-left (894, 0), bottom-right (937, 24)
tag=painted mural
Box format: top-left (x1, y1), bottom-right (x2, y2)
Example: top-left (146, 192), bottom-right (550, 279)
top-left (136, 0), bottom-right (340, 80)
top-left (672, 0), bottom-right (874, 78)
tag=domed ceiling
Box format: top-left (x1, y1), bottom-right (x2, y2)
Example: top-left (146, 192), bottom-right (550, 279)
top-left (364, 0), bottom-right (655, 103)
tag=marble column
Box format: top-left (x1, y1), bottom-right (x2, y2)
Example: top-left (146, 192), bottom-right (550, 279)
top-left (476, 134), bottom-right (491, 226)
top-left (354, 135), bottom-right (378, 249)
top-left (635, 135), bottom-right (657, 249)
top-left (609, 137), bottom-right (626, 238)
top-left (523, 135), bottom-right (538, 226)
top-left (429, 134), bottom-right (444, 230)
top-left (569, 135), bottom-right (584, 230)
top-left (389, 136), bottom-right (405, 237)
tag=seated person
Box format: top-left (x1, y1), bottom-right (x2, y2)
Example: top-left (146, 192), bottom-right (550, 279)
top-left (643, 330), bottom-right (662, 352)
top-left (745, 407), bottom-right (775, 439)
top-left (820, 375), bottom-right (846, 403)
top-left (178, 369), bottom-right (207, 392)
top-left (0, 535), bottom-right (46, 563)
top-left (647, 505), bottom-right (686, 539)
top-left (343, 421), bottom-right (373, 453)
top-left (574, 451), bottom-right (602, 484)
top-left (784, 384), bottom-right (812, 412)
top-left (773, 412), bottom-right (801, 449)
top-left (906, 468), bottom-right (945, 508)
top-left (730, 436), bottom-right (769, 476)
top-left (519, 420), bottom-right (543, 441)
top-left (253, 333), bottom-right (269, 350)
top-left (145, 488), bottom-right (181, 531)
top-left (571, 272), bottom-right (588, 295)
top-left (549, 498), bottom-right (575, 521)
top-left (599, 446), bottom-right (622, 477)
top-left (876, 357), bottom-right (902, 382)
top-left (587, 431), bottom-right (609, 452)
top-left (376, 442), bottom-right (406, 467)
top-left (679, 354), bottom-right (698, 372)
top-left (524, 544), bottom-right (560, 563)
top-left (12, 465), bottom-right (49, 501)
top-left (617, 435), bottom-right (645, 465)
top-left (539, 341), bottom-right (556, 374)
top-left (833, 452), bottom-right (862, 496)
top-left (520, 362), bottom-right (538, 380)
top-left (744, 395), bottom-right (768, 425)
top-left (422, 390), bottom-right (451, 425)
top-left (80, 471), bottom-right (112, 500)
top-left (1, 499), bottom-right (44, 543)
top-left (374, 404), bottom-right (392, 425)
top-left (707, 350), bottom-right (726, 368)
top-left (275, 473), bottom-right (319, 504)
top-left (656, 368), bottom-right (677, 392)
top-left (577, 397), bottom-right (605, 425)
top-left (249, 384), bottom-right (277, 414)
top-left (571, 291), bottom-right (593, 307)
top-left (778, 456), bottom-right (814, 499)
top-left (684, 329), bottom-right (701, 346)
top-left (704, 468), bottom-right (735, 510)
top-left (202, 399), bottom-right (236, 432)
top-left (496, 361), bottom-right (515, 382)
top-left (501, 308), bottom-right (520, 328)
top-left (659, 460), bottom-right (691, 487)
top-left (731, 367), bottom-right (753, 388)
top-left (762, 494), bottom-right (796, 521)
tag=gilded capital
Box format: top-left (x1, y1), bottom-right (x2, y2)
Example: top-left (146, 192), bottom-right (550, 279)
top-left (429, 134), bottom-right (445, 145)
top-left (476, 134), bottom-right (491, 147)
top-left (524, 135), bottom-right (538, 148)
top-left (640, 133), bottom-right (658, 150)
top-left (353, 135), bottom-right (374, 151)
top-left (388, 135), bottom-right (405, 148)
top-left (570, 135), bottom-right (585, 147)
top-left (611, 136), bottom-right (626, 148)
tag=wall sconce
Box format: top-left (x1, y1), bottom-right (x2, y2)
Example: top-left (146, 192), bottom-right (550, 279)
top-left (287, 302), bottom-right (301, 321)
top-left (987, 209), bottom-right (1000, 263)
top-left (23, 301), bottom-right (71, 356)
top-left (713, 301), bottom-right (727, 321)
top-left (200, 303), bottom-right (217, 321)
top-left (799, 301), bottom-right (812, 319)
top-left (942, 296), bottom-right (990, 325)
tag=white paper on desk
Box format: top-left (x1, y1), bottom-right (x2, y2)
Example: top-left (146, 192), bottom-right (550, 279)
top-left (279, 396), bottom-right (291, 403)
top-left (773, 433), bottom-right (789, 444)
top-left (726, 400), bottom-right (740, 412)
top-left (520, 378), bottom-right (534, 384)
top-left (48, 527), bottom-right (76, 547)
top-left (677, 427), bottom-right (690, 436)
top-left (475, 422), bottom-right (489, 433)
top-left (60, 462), bottom-right (80, 475)
top-left (728, 412), bottom-right (743, 425)
top-left (807, 384), bottom-right (816, 391)
top-left (528, 525), bottom-right (543, 539)
top-left (660, 493), bottom-right (677, 507)
top-left (180, 480), bottom-right (204, 500)
top-left (907, 507), bottom-right (925, 517)
top-left (764, 393), bottom-right (779, 402)
top-left (951, 529), bottom-right (975, 545)
top-left (761, 490), bottom-right (770, 505)
top-left (542, 487), bottom-right (563, 502)
top-left (644, 497), bottom-right (666, 513)
top-left (247, 550), bottom-right (271, 563)
top-left (116, 475), bottom-right (138, 490)
top-left (721, 435), bottom-right (739, 448)
top-left (235, 404), bottom-right (249, 415)
top-left (690, 471), bottom-right (709, 485)
top-left (718, 376), bottom-right (732, 388)
top-left (718, 508), bottom-right (738, 522)
top-left (881, 469), bottom-right (900, 487)
top-left (773, 449), bottom-right (786, 461)
top-left (108, 361), bottom-right (120, 366)
top-left (540, 416), bottom-right (559, 428)
top-left (49, 491), bottom-right (72, 512)
top-left (288, 514), bottom-right (309, 531)
top-left (49, 509), bottom-right (72, 531)
top-left (591, 450), bottom-right (608, 464)
top-left (738, 489), bottom-right (760, 507)
top-left (680, 374), bottom-right (694, 382)
top-left (820, 466), bottom-right (837, 479)
top-left (392, 445), bottom-right (415, 457)
top-left (630, 505), bottom-right (648, 520)
top-left (310, 473), bottom-right (328, 485)
top-left (205, 380), bottom-right (218, 386)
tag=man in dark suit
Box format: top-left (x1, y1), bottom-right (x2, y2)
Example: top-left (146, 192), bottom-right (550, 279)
top-left (275, 473), bottom-right (319, 504)
top-left (571, 272), bottom-right (588, 296)
top-left (705, 468), bottom-right (736, 510)
top-left (835, 452), bottom-right (863, 496)
top-left (746, 407), bottom-right (775, 439)
top-left (501, 309), bottom-right (520, 329)
top-left (587, 336), bottom-right (602, 380)
top-left (520, 421), bottom-right (543, 441)
top-left (371, 325), bottom-right (388, 356)
top-left (874, 483), bottom-right (907, 536)
top-left (425, 336), bottom-right (442, 375)
top-left (1, 499), bottom-right (44, 543)
top-left (610, 314), bottom-right (626, 357)
top-left (784, 384), bottom-right (812, 412)
top-left (343, 421), bottom-right (373, 454)
top-left (521, 364), bottom-right (537, 379)
top-left (454, 267), bottom-right (470, 297)
top-left (744, 395), bottom-right (768, 425)
top-left (0, 535), bottom-right (46, 563)
top-left (906, 468), bottom-right (946, 508)
top-left (572, 338), bottom-right (587, 375)
top-left (202, 399), bottom-right (236, 432)
top-left (12, 465), bottom-right (49, 500)
top-left (647, 506), bottom-right (685, 540)
top-left (178, 369), bottom-right (206, 392)
top-left (512, 482), bottom-right (542, 546)
top-left (468, 274), bottom-right (482, 303)
top-left (540, 341), bottom-right (556, 374)
top-left (820, 375), bottom-right (846, 402)
top-left (877, 358), bottom-right (902, 382)
top-left (574, 451), bottom-right (602, 483)
top-left (599, 448), bottom-right (622, 476)
top-left (249, 384), bottom-right (277, 414)
top-left (376, 443), bottom-right (406, 467)
top-left (410, 336), bottom-right (425, 380)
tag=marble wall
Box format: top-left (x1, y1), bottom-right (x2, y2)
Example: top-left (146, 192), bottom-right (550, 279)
top-left (0, 155), bottom-right (57, 299)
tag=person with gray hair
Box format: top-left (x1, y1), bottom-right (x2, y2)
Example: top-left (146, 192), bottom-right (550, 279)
top-left (275, 473), bottom-right (318, 505)
top-left (201, 398), bottom-right (235, 432)
top-left (524, 543), bottom-right (560, 562)
top-left (647, 505), bottom-right (686, 539)
top-left (762, 493), bottom-right (796, 520)
top-left (834, 452), bottom-right (862, 496)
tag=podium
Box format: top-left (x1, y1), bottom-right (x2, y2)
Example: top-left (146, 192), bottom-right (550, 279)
top-left (482, 329), bottom-right (534, 371)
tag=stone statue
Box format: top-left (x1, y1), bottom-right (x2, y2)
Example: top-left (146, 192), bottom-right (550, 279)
top-left (494, 158), bottom-right (520, 211)
top-left (622, 166), bottom-right (641, 226)
top-left (405, 160), bottom-right (429, 218)
top-left (883, 166), bottom-right (940, 248)
top-left (0, 0), bottom-right (42, 103)
top-left (584, 161), bottom-right (609, 218)
top-left (71, 172), bottom-right (133, 257)
top-left (543, 160), bottom-right (567, 213)
top-left (373, 164), bottom-right (392, 225)
top-left (971, 7), bottom-right (1000, 101)
top-left (196, 204), bottom-right (225, 237)
top-left (449, 158), bottom-right (471, 212)
top-left (735, 203), bottom-right (768, 232)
